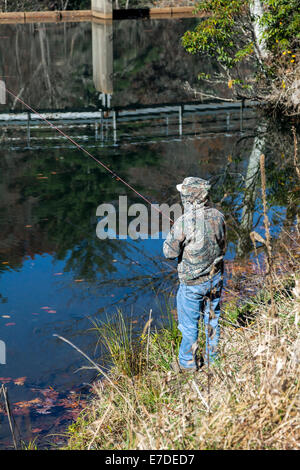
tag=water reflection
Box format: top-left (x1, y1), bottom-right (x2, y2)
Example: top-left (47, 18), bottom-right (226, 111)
top-left (0, 17), bottom-right (233, 112)
top-left (0, 118), bottom-right (297, 305)
top-left (0, 18), bottom-right (299, 449)
top-left (92, 21), bottom-right (113, 100)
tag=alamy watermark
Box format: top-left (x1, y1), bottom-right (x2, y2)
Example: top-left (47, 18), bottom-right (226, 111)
top-left (95, 196), bottom-right (205, 246)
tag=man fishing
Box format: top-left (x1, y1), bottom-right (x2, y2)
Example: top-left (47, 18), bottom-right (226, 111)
top-left (163, 177), bottom-right (226, 372)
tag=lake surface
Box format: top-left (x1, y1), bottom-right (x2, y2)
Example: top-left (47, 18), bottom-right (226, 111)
top-left (0, 18), bottom-right (299, 448)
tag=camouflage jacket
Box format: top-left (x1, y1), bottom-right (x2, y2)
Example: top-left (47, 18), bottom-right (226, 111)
top-left (163, 178), bottom-right (226, 285)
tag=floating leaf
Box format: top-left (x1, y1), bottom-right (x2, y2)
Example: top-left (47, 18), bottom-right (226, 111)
top-left (14, 377), bottom-right (26, 386)
top-left (14, 398), bottom-right (41, 408)
top-left (38, 388), bottom-right (59, 400)
top-left (36, 407), bottom-right (52, 415)
top-left (0, 377), bottom-right (11, 384)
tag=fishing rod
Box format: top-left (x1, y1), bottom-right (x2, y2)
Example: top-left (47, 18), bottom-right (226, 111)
top-left (4, 87), bottom-right (173, 224)
top-left (4, 88), bottom-right (221, 383)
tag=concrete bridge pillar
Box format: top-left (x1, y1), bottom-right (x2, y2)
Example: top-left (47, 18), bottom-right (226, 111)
top-left (92, 0), bottom-right (113, 19)
top-left (92, 21), bottom-right (113, 97)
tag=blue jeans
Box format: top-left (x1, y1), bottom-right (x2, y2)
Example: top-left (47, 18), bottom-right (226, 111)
top-left (177, 271), bottom-right (223, 368)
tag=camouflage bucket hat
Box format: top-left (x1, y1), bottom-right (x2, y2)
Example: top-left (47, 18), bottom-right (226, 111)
top-left (176, 177), bottom-right (211, 204)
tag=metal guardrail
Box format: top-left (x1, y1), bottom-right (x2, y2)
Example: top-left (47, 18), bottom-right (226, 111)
top-left (0, 100), bottom-right (258, 124)
top-left (0, 100), bottom-right (257, 148)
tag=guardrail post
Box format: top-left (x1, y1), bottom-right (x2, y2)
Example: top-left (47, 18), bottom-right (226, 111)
top-left (27, 111), bottom-right (31, 148)
top-left (0, 80), bottom-right (6, 105)
top-left (226, 112), bottom-right (230, 131)
top-left (178, 105), bottom-right (182, 137)
top-left (113, 110), bottom-right (117, 145)
top-left (240, 100), bottom-right (244, 133)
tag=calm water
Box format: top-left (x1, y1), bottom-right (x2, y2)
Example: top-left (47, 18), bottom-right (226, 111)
top-left (0, 18), bottom-right (298, 448)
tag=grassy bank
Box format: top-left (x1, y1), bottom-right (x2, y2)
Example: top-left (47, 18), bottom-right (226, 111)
top-left (64, 228), bottom-right (300, 450)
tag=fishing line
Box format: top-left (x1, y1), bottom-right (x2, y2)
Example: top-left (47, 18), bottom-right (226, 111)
top-left (5, 87), bottom-right (173, 224)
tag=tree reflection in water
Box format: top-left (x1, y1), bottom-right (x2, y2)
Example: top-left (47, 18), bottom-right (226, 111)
top-left (0, 118), bottom-right (299, 309)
